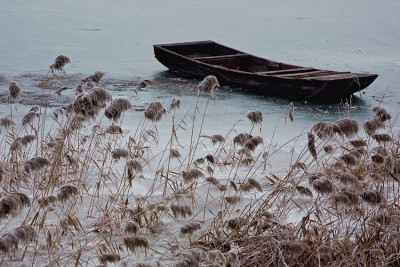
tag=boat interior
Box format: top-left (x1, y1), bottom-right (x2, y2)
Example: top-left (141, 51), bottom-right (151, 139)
top-left (159, 41), bottom-right (373, 79)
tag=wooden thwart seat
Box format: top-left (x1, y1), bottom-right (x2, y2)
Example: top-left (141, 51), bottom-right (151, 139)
top-left (257, 67), bottom-right (314, 75)
top-left (192, 53), bottom-right (249, 60)
top-left (276, 70), bottom-right (335, 78)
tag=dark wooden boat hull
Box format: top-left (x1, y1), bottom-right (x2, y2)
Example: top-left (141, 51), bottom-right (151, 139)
top-left (154, 41), bottom-right (378, 101)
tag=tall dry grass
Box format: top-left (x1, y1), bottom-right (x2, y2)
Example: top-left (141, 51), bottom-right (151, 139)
top-left (0, 63), bottom-right (399, 267)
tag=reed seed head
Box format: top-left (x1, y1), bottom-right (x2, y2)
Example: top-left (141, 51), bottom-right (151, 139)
top-left (38, 195), bottom-right (57, 207)
top-left (233, 133), bottom-right (252, 146)
top-left (205, 176), bottom-right (219, 185)
top-left (0, 118), bottom-right (15, 129)
top-left (312, 177), bottom-right (334, 194)
top-left (22, 111), bottom-right (39, 126)
top-left (340, 153), bottom-right (358, 166)
top-left (124, 221), bottom-right (139, 235)
top-left (307, 132), bottom-right (317, 160)
top-left (182, 168), bottom-right (204, 183)
top-left (372, 133), bottom-right (392, 144)
top-left (99, 253), bottom-right (121, 265)
top-left (169, 148), bottom-right (181, 159)
top-left (50, 55), bottom-right (70, 72)
top-left (372, 106), bottom-right (391, 121)
top-left (350, 139), bottom-right (367, 148)
top-left (144, 102), bottom-right (167, 122)
top-left (360, 190), bottom-right (385, 204)
top-left (312, 121), bottom-right (341, 140)
top-left (111, 148), bottom-right (129, 160)
top-left (324, 145), bottom-right (334, 154)
top-left (335, 118), bottom-right (359, 139)
top-left (296, 186), bottom-right (313, 197)
top-left (180, 222), bottom-right (201, 235)
top-left (106, 124), bottom-right (123, 134)
top-left (363, 117), bottom-right (385, 136)
top-left (244, 136), bottom-right (263, 152)
top-left (225, 196), bottom-right (241, 204)
top-left (170, 204), bottom-right (193, 218)
top-left (289, 102), bottom-right (294, 122)
top-left (338, 173), bottom-right (361, 190)
top-left (57, 185), bottom-right (78, 202)
top-left (247, 110), bottom-right (263, 124)
top-left (198, 75), bottom-right (219, 99)
top-left (81, 71), bottom-right (104, 84)
top-left (123, 235), bottom-right (149, 252)
top-left (136, 79), bottom-right (154, 91)
top-left (205, 154), bottom-right (215, 164)
top-left (0, 192), bottom-right (30, 219)
top-left (248, 178), bottom-right (262, 192)
top-left (9, 82), bottom-right (21, 101)
top-left (24, 157), bottom-right (50, 174)
top-left (170, 98), bottom-right (181, 110)
top-left (105, 98), bottom-right (133, 122)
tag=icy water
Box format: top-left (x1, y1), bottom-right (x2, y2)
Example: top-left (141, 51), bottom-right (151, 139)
top-left (0, 0), bottom-right (399, 265)
top-left (1, 0), bottom-right (400, 122)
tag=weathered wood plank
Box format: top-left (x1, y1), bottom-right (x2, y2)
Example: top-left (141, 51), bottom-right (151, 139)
top-left (192, 53), bottom-right (249, 60)
top-left (276, 70), bottom-right (334, 78)
top-left (257, 67), bottom-right (314, 75)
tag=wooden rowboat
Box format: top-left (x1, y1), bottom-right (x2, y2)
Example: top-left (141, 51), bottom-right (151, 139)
top-left (153, 40), bottom-right (378, 102)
